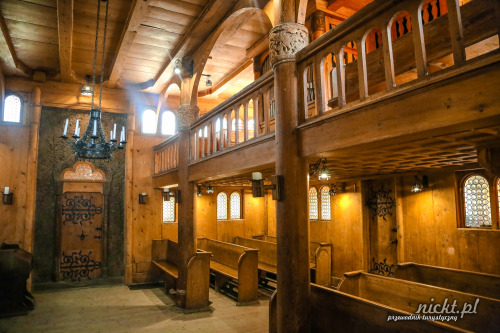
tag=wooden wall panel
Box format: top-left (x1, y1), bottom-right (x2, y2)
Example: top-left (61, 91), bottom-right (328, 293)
top-left (330, 192), bottom-right (365, 277)
top-left (0, 125), bottom-right (30, 247)
top-left (195, 188), bottom-right (268, 243)
top-left (130, 134), bottom-right (165, 283)
top-left (400, 173), bottom-right (500, 275)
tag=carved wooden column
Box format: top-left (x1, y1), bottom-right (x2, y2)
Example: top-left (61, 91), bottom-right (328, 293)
top-left (176, 71), bottom-right (200, 308)
top-left (270, 22), bottom-right (310, 333)
top-left (311, 11), bottom-right (326, 41)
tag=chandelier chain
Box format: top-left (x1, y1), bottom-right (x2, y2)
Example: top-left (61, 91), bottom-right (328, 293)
top-left (99, 0), bottom-right (109, 110)
top-left (90, 0), bottom-right (101, 110)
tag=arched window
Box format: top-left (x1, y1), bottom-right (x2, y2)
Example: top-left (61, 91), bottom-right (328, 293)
top-left (320, 186), bottom-right (331, 221)
top-left (142, 108), bottom-right (157, 134)
top-left (217, 192), bottom-right (228, 220)
top-left (463, 175), bottom-right (491, 227)
top-left (3, 94), bottom-right (22, 123)
top-left (163, 196), bottom-right (176, 222)
top-left (309, 187), bottom-right (318, 220)
top-left (230, 192), bottom-right (241, 219)
top-left (161, 110), bottom-right (176, 135)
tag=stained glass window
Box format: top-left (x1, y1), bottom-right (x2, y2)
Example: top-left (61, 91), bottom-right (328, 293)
top-left (217, 192), bottom-right (228, 220)
top-left (321, 186), bottom-right (331, 220)
top-left (161, 110), bottom-right (176, 135)
top-left (3, 94), bottom-right (22, 123)
top-left (163, 197), bottom-right (175, 222)
top-left (230, 192), bottom-right (241, 219)
top-left (309, 187), bottom-right (318, 220)
top-left (142, 108), bottom-right (157, 134)
top-left (464, 175), bottom-right (491, 227)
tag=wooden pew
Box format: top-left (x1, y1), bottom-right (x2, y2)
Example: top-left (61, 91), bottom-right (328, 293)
top-left (249, 235), bottom-right (332, 286)
top-left (269, 284), bottom-right (465, 333)
top-left (234, 237), bottom-right (277, 275)
top-left (197, 237), bottom-right (258, 305)
top-left (151, 239), bottom-right (212, 309)
top-left (340, 271), bottom-right (500, 332)
top-left (395, 262), bottom-right (500, 300)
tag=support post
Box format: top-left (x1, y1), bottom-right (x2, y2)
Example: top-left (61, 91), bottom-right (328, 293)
top-left (269, 22), bottom-right (310, 333)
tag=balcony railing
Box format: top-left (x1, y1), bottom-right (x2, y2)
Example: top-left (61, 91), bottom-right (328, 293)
top-left (153, 134), bottom-right (179, 175)
top-left (296, 0), bottom-right (499, 123)
top-left (190, 71), bottom-right (275, 162)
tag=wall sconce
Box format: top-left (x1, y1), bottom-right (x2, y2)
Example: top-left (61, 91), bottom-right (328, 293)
top-left (3, 187), bottom-right (13, 205)
top-left (173, 59), bottom-right (193, 78)
top-left (411, 175), bottom-right (429, 193)
top-left (163, 188), bottom-right (180, 203)
top-left (309, 158), bottom-right (331, 181)
top-left (250, 172), bottom-right (283, 201)
top-left (201, 74), bottom-right (212, 87)
top-left (139, 192), bottom-right (147, 204)
top-left (329, 182), bottom-right (346, 196)
top-left (196, 183), bottom-right (214, 196)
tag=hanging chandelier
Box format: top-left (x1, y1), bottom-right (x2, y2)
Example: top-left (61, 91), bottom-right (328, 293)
top-left (61, 0), bottom-right (126, 159)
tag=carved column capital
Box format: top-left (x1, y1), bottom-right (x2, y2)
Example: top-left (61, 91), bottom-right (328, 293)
top-left (176, 104), bottom-right (199, 130)
top-left (269, 23), bottom-right (309, 68)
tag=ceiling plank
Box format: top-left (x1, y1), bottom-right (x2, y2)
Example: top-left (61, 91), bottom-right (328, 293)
top-left (57, 0), bottom-right (82, 83)
top-left (107, 0), bottom-right (151, 88)
top-left (0, 10), bottom-right (32, 77)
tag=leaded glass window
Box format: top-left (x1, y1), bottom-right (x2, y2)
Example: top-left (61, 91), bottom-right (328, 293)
top-left (321, 186), bottom-right (331, 220)
top-left (142, 108), bottom-right (157, 134)
top-left (464, 175), bottom-right (492, 227)
top-left (230, 192), bottom-right (241, 219)
top-left (309, 187), bottom-right (318, 220)
top-left (217, 192), bottom-right (228, 220)
top-left (3, 94), bottom-right (22, 123)
top-left (163, 197), bottom-right (175, 222)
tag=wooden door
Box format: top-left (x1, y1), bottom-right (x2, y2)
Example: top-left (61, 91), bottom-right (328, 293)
top-left (59, 192), bottom-right (103, 281)
top-left (366, 179), bottom-right (398, 276)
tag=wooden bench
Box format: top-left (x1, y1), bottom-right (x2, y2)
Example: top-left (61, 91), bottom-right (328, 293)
top-left (340, 271), bottom-right (500, 332)
top-left (269, 284), bottom-right (464, 333)
top-left (248, 236), bottom-right (332, 286)
top-left (151, 239), bottom-right (212, 309)
top-left (197, 237), bottom-right (258, 305)
top-left (395, 262), bottom-right (500, 300)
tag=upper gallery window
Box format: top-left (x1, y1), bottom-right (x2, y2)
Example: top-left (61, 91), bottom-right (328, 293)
top-left (142, 108), bottom-right (157, 134)
top-left (458, 172), bottom-right (499, 229)
top-left (3, 94), bottom-right (22, 123)
top-left (161, 110), bottom-right (176, 135)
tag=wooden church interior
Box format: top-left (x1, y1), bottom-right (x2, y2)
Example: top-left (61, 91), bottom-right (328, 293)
top-left (0, 0), bottom-right (500, 331)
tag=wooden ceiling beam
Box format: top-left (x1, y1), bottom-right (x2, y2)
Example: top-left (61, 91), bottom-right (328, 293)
top-left (57, 0), bottom-right (83, 83)
top-left (0, 10), bottom-right (32, 77)
top-left (108, 0), bottom-right (151, 88)
top-left (152, 0), bottom-right (219, 91)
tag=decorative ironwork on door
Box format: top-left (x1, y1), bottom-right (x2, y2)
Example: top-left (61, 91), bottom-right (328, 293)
top-left (60, 192), bottom-right (103, 281)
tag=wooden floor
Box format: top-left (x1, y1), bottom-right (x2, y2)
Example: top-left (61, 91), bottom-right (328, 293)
top-left (0, 285), bottom-right (269, 333)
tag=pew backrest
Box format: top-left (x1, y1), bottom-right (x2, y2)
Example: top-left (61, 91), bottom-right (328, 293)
top-left (395, 262), bottom-right (500, 300)
top-left (197, 237), bottom-right (256, 270)
top-left (233, 236), bottom-right (277, 268)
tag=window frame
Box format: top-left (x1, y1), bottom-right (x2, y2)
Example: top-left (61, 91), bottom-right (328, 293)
top-left (309, 186), bottom-right (319, 221)
top-left (456, 170), bottom-right (499, 230)
top-left (2, 92), bottom-right (24, 125)
top-left (162, 195), bottom-right (177, 223)
top-left (320, 185), bottom-right (332, 221)
top-left (309, 185), bottom-right (333, 222)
